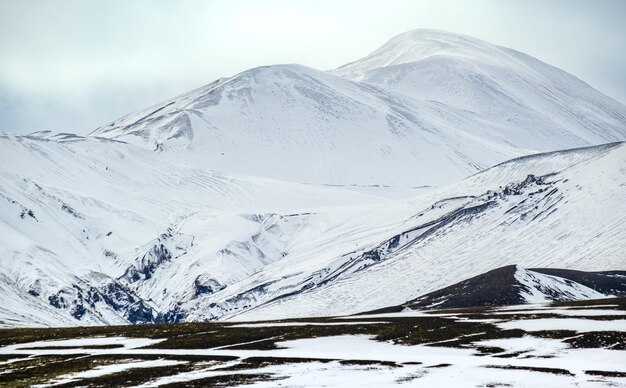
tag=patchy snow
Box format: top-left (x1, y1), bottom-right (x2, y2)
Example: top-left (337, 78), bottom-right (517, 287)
top-left (166, 334), bottom-right (625, 387)
top-left (493, 308), bottom-right (626, 316)
top-left (0, 356), bottom-right (31, 366)
top-left (242, 361), bottom-right (577, 388)
top-left (5, 337), bottom-right (164, 352)
top-left (237, 361), bottom-right (429, 388)
top-left (498, 318), bottom-right (626, 332)
top-left (496, 304), bottom-right (555, 311)
top-left (477, 335), bottom-right (570, 357)
top-left (227, 321), bottom-right (386, 328)
top-left (35, 359), bottom-right (183, 387)
top-left (133, 360), bottom-right (242, 387)
top-left (2, 314), bottom-right (625, 388)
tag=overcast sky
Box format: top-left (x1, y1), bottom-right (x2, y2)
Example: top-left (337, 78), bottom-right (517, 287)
top-left (1, 0), bottom-right (625, 135)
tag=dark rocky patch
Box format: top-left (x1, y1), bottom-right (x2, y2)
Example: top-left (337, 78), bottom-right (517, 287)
top-left (585, 370), bottom-right (626, 378)
top-left (402, 265), bottom-right (525, 310)
top-left (425, 363), bottom-right (452, 368)
top-left (156, 304), bottom-right (187, 323)
top-left (193, 274), bottom-right (225, 297)
top-left (564, 331), bottom-right (626, 350)
top-left (21, 344), bottom-right (125, 350)
top-left (122, 240), bottom-right (172, 283)
top-left (338, 359), bottom-right (400, 368)
top-left (484, 364), bottom-right (574, 376)
top-left (47, 280), bottom-right (156, 324)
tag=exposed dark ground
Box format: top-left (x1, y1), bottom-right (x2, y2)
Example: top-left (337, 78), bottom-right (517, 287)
top-left (0, 297), bottom-right (624, 387)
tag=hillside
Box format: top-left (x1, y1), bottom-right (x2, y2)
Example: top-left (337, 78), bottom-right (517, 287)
top-left (1, 134), bottom-right (623, 326)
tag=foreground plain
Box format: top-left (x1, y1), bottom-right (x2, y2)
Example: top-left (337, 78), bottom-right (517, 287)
top-left (1, 298), bottom-right (625, 387)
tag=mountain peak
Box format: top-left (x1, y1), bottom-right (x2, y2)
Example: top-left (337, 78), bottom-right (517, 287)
top-left (386, 28), bottom-right (484, 45)
top-left (333, 29), bottom-right (511, 79)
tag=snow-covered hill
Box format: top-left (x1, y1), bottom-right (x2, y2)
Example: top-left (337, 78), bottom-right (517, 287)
top-left (1, 133), bottom-right (623, 326)
top-left (90, 29), bottom-right (626, 186)
top-left (372, 265), bottom-right (626, 312)
top-left (0, 133), bottom-right (387, 327)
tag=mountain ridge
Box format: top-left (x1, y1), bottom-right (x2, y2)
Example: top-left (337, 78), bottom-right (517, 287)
top-left (90, 29), bottom-right (626, 186)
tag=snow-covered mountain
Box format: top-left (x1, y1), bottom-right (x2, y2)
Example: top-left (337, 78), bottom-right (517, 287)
top-left (2, 29), bottom-right (625, 327)
top-left (91, 29), bottom-right (626, 186)
top-left (333, 29), bottom-right (626, 149)
top-left (1, 132), bottom-right (624, 326)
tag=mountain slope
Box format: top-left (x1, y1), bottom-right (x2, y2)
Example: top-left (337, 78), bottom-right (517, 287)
top-left (366, 265), bottom-right (626, 312)
top-left (333, 29), bottom-right (626, 149)
top-left (91, 64), bottom-right (521, 187)
top-left (90, 30), bottom-right (626, 186)
top-left (228, 142), bottom-right (626, 321)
